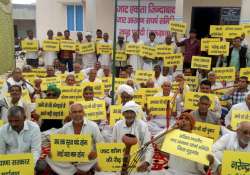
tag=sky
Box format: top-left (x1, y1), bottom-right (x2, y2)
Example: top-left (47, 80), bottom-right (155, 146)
top-left (11, 0), bottom-right (36, 4)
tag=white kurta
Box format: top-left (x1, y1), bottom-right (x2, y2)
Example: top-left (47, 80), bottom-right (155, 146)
top-left (98, 40), bottom-right (112, 67)
top-left (46, 119), bottom-right (104, 175)
top-left (43, 51), bottom-right (57, 66)
top-left (128, 40), bottom-right (144, 70)
top-left (225, 101), bottom-right (250, 127)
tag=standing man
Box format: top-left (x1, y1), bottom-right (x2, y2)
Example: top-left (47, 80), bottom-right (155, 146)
top-left (43, 29), bottom-right (58, 66)
top-left (75, 32), bottom-right (84, 65)
top-left (143, 32), bottom-right (158, 70)
top-left (59, 30), bottom-right (74, 72)
top-left (25, 30), bottom-right (39, 68)
top-left (96, 29), bottom-right (103, 42)
top-left (128, 32), bottom-right (143, 70)
top-left (115, 34), bottom-right (127, 76)
top-left (98, 33), bottom-right (112, 67)
top-left (82, 32), bottom-right (97, 69)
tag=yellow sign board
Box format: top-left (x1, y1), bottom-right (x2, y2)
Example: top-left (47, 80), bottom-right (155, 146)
top-left (193, 122), bottom-right (220, 141)
top-left (221, 151), bottom-right (250, 175)
top-left (210, 25), bottom-right (223, 38)
top-left (41, 77), bottom-right (61, 91)
top-left (191, 56), bottom-right (211, 70)
top-left (156, 44), bottom-right (174, 57)
top-left (36, 99), bottom-right (69, 120)
top-left (133, 91), bottom-right (146, 106)
top-left (169, 21), bottom-right (187, 34)
top-left (137, 88), bottom-right (161, 97)
top-left (147, 96), bottom-right (172, 115)
top-left (140, 45), bottom-right (156, 59)
top-left (184, 91), bottom-right (215, 110)
top-left (0, 153), bottom-right (34, 175)
top-left (208, 42), bottom-right (230, 56)
top-left (241, 23), bottom-right (250, 36)
top-left (134, 70), bottom-right (154, 84)
top-left (164, 53), bottom-right (183, 67)
top-left (79, 42), bottom-right (95, 54)
top-left (223, 25), bottom-right (243, 39)
top-left (81, 82), bottom-right (105, 98)
top-left (21, 40), bottom-right (39, 52)
top-left (231, 110), bottom-right (250, 130)
top-left (97, 43), bottom-right (112, 54)
top-left (60, 86), bottom-right (83, 101)
top-left (42, 40), bottom-right (60, 51)
top-left (32, 68), bottom-right (47, 78)
top-left (161, 129), bottom-right (213, 165)
top-left (115, 50), bottom-right (127, 61)
top-left (0, 120), bottom-right (4, 127)
top-left (201, 38), bottom-right (220, 51)
top-left (50, 134), bottom-right (92, 162)
top-left (125, 43), bottom-right (141, 55)
top-left (240, 67), bottom-right (250, 80)
top-left (60, 40), bottom-right (76, 50)
top-left (109, 105), bottom-right (123, 127)
top-left (184, 76), bottom-right (198, 92)
top-left (212, 67), bottom-right (236, 82)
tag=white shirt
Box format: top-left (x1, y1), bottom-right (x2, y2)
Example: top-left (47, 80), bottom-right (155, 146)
top-left (112, 119), bottom-right (153, 164)
top-left (154, 74), bottom-right (172, 87)
top-left (225, 101), bottom-right (250, 127)
top-left (0, 120), bottom-right (41, 164)
top-left (212, 132), bottom-right (250, 163)
top-left (211, 82), bottom-right (223, 90)
top-left (25, 38), bottom-right (39, 59)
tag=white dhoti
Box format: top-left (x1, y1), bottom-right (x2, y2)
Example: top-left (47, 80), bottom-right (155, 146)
top-left (46, 157), bottom-right (97, 175)
top-left (83, 53), bottom-right (96, 69)
top-left (44, 51), bottom-right (57, 66)
top-left (99, 54), bottom-right (111, 67)
top-left (128, 55), bottom-right (143, 70)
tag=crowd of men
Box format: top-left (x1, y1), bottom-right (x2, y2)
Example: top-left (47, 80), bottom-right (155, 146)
top-left (1, 27), bottom-right (250, 175)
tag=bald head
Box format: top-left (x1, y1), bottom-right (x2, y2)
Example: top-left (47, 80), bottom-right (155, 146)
top-left (237, 121), bottom-right (250, 146)
top-left (70, 103), bottom-right (85, 124)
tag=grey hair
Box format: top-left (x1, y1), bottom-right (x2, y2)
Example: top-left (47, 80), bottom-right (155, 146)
top-left (69, 103), bottom-right (84, 113)
top-left (7, 106), bottom-right (26, 119)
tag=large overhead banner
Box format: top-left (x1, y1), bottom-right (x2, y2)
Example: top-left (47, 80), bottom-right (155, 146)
top-left (117, 0), bottom-right (176, 42)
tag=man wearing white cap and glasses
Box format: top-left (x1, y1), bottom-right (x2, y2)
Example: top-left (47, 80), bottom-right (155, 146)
top-left (82, 32), bottom-right (97, 69)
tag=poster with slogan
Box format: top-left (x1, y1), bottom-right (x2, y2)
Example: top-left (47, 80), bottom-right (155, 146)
top-left (193, 122), bottom-right (220, 141)
top-left (201, 38), bottom-right (220, 51)
top-left (240, 67), bottom-right (250, 80)
top-left (184, 92), bottom-right (215, 110)
top-left (109, 105), bottom-right (123, 127)
top-left (241, 23), bottom-right (250, 36)
top-left (134, 70), bottom-right (155, 84)
top-left (221, 151), bottom-right (250, 175)
top-left (60, 40), bottom-right (76, 51)
top-left (96, 43), bottom-right (112, 54)
top-left (191, 56), bottom-right (211, 70)
top-left (208, 42), bottom-right (230, 56)
top-left (169, 21), bottom-right (187, 34)
top-left (50, 134), bottom-right (92, 162)
top-left (42, 40), bottom-right (60, 51)
top-left (223, 25), bottom-right (243, 39)
top-left (125, 43), bottom-right (141, 55)
top-left (147, 96), bottom-right (172, 115)
top-left (155, 44), bottom-right (174, 57)
top-left (139, 44), bottom-right (156, 59)
top-left (164, 53), bottom-right (183, 67)
top-left (0, 153), bottom-right (34, 175)
top-left (79, 42), bottom-right (95, 54)
top-left (21, 40), bottom-right (39, 52)
top-left (59, 86), bottom-right (83, 101)
top-left (231, 110), bottom-right (250, 130)
top-left (184, 76), bottom-right (198, 92)
top-left (209, 25), bottom-right (223, 38)
top-left (161, 129), bottom-right (213, 165)
top-left (212, 67), bottom-right (235, 82)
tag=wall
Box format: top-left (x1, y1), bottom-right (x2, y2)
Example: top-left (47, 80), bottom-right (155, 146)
top-left (12, 4), bottom-right (36, 20)
top-left (14, 19), bottom-right (36, 38)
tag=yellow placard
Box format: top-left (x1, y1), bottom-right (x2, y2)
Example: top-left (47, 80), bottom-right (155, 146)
top-left (32, 68), bottom-right (47, 77)
top-left (110, 105), bottom-right (123, 127)
top-left (134, 70), bottom-right (154, 84)
top-left (125, 43), bottom-right (141, 55)
top-left (21, 40), bottom-right (39, 52)
top-left (96, 143), bottom-right (138, 172)
top-left (191, 56), bottom-right (211, 70)
top-left (75, 73), bottom-right (85, 82)
top-left (50, 134), bottom-right (92, 162)
top-left (0, 120), bottom-right (4, 127)
top-left (0, 153), bottom-right (34, 175)
top-left (164, 53), bottom-right (183, 67)
top-left (42, 40), bottom-right (60, 51)
top-left (231, 110), bottom-right (250, 130)
top-left (240, 67), bottom-right (250, 80)
top-left (96, 43), bottom-right (112, 54)
top-left (41, 77), bottom-right (61, 91)
top-left (193, 122), bottom-right (220, 141)
top-left (133, 91), bottom-right (146, 106)
top-left (36, 99), bottom-right (69, 120)
top-left (212, 67), bottom-right (236, 82)
top-left (147, 96), bottom-right (172, 116)
top-left (221, 151), bottom-right (250, 175)
top-left (79, 42), bottom-right (95, 54)
top-left (115, 50), bottom-right (127, 61)
top-left (60, 40), bottom-right (76, 51)
top-left (137, 88), bottom-right (161, 97)
top-left (140, 45), bottom-right (156, 59)
top-left (169, 21), bottom-right (187, 34)
top-left (156, 44), bottom-right (174, 57)
top-left (81, 82), bottom-right (105, 98)
top-left (209, 25), bottom-right (223, 38)
top-left (114, 78), bottom-right (128, 90)
top-left (184, 76), bottom-right (198, 92)
top-left (60, 86), bottom-right (83, 101)
top-left (22, 72), bottom-right (36, 81)
top-left (161, 129), bottom-right (213, 165)
top-left (223, 25), bottom-right (243, 39)
top-left (241, 23), bottom-right (250, 36)
top-left (184, 91), bottom-right (215, 110)
top-left (102, 77), bottom-right (112, 93)
top-left (201, 38), bottom-right (220, 51)
top-left (78, 100), bottom-right (106, 121)
top-left (208, 41), bottom-right (230, 56)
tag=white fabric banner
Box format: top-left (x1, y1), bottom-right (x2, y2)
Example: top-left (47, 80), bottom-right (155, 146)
top-left (117, 0), bottom-right (176, 42)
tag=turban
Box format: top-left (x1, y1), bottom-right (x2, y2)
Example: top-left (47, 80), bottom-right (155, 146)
top-left (85, 32), bottom-right (92, 36)
top-left (47, 84), bottom-right (61, 96)
top-left (177, 112), bottom-right (196, 130)
top-left (121, 101), bottom-right (139, 114)
top-left (117, 84), bottom-right (134, 96)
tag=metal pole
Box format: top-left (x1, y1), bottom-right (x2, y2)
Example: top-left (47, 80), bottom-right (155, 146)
top-left (111, 0), bottom-right (118, 105)
top-left (137, 0), bottom-right (141, 34)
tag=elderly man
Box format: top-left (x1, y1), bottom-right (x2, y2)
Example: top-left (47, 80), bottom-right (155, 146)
top-left (1, 68), bottom-right (34, 96)
top-left (112, 101), bottom-right (153, 175)
top-left (64, 74), bottom-right (76, 86)
top-left (153, 65), bottom-right (171, 87)
top-left (84, 69), bottom-right (102, 83)
top-left (128, 32), bottom-right (143, 70)
top-left (115, 35), bottom-right (127, 76)
top-left (117, 84), bottom-right (135, 105)
top-left (207, 71), bottom-right (223, 90)
top-left (75, 32), bottom-right (84, 65)
top-left (212, 121), bottom-right (250, 173)
top-left (43, 29), bottom-right (57, 66)
top-left (45, 65), bottom-right (56, 77)
top-left (46, 103), bottom-right (104, 175)
top-left (98, 33), bottom-right (112, 67)
top-left (225, 91), bottom-right (250, 128)
top-left (0, 106), bottom-right (41, 164)
top-left (191, 95), bottom-right (220, 124)
top-left (82, 32), bottom-right (97, 69)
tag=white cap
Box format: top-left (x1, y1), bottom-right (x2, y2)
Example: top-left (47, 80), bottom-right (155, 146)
top-left (117, 84), bottom-right (134, 96)
top-left (85, 32), bottom-right (92, 36)
top-left (121, 101), bottom-right (139, 114)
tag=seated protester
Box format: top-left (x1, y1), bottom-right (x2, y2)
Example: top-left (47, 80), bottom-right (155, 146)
top-left (119, 69), bottom-right (129, 79)
top-left (207, 71), bottom-right (223, 90)
top-left (53, 58), bottom-right (60, 72)
top-left (110, 101), bottom-right (152, 174)
top-left (0, 85), bottom-right (33, 122)
top-left (1, 68), bottom-right (34, 97)
top-left (225, 91), bottom-right (250, 128)
top-left (156, 112), bottom-right (217, 175)
top-left (183, 67), bottom-right (192, 76)
top-left (55, 62), bottom-right (68, 75)
top-left (84, 69), bottom-right (102, 83)
top-left (144, 79), bottom-right (159, 88)
top-left (212, 121), bottom-right (250, 174)
top-left (45, 65), bottom-right (56, 77)
top-left (222, 76), bottom-right (249, 106)
top-left (191, 95), bottom-right (220, 124)
top-left (127, 79), bottom-right (139, 91)
top-left (40, 84), bottom-right (62, 131)
top-left (73, 63), bottom-right (82, 74)
top-left (163, 66), bottom-right (174, 79)
top-left (46, 103), bottom-right (104, 175)
top-left (102, 65), bottom-right (111, 77)
top-left (0, 106), bottom-right (41, 165)
top-left (64, 74), bottom-right (77, 86)
top-left (153, 65), bottom-right (171, 87)
top-left (83, 86), bottom-right (96, 101)
top-left (125, 64), bottom-right (135, 79)
top-left (199, 80), bottom-right (222, 117)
